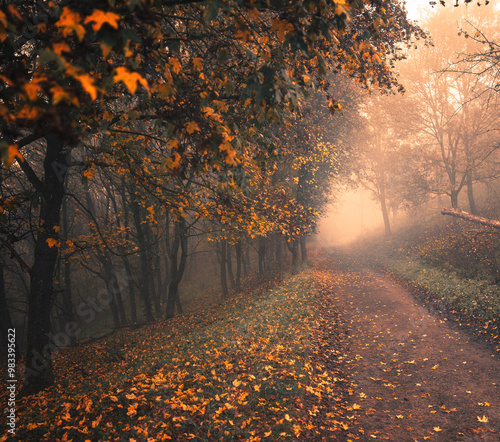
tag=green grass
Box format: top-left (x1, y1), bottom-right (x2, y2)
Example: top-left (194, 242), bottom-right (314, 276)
top-left (384, 255), bottom-right (500, 326)
top-left (354, 231), bottom-right (500, 351)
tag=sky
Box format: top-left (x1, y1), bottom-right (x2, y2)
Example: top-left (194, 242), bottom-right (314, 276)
top-left (405, 0), bottom-right (435, 21)
top-left (317, 0), bottom-right (500, 246)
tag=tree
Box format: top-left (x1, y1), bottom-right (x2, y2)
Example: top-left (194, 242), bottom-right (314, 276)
top-left (0, 0), bottom-right (425, 395)
top-left (395, 6), bottom-right (500, 211)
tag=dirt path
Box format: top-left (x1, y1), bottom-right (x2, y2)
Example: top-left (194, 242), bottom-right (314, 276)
top-left (317, 250), bottom-right (500, 441)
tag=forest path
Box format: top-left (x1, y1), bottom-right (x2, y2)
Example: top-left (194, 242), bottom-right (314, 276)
top-left (315, 249), bottom-right (500, 441)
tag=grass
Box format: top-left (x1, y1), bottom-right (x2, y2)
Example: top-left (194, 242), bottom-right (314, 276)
top-left (384, 255), bottom-right (500, 326)
top-left (353, 232), bottom-right (500, 352)
top-left (0, 269), bottom-right (348, 441)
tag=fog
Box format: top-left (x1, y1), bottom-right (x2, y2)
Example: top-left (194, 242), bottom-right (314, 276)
top-left (317, 189), bottom-right (385, 246)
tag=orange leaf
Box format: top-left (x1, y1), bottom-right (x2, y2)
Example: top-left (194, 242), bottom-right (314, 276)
top-left (56, 7), bottom-right (85, 41)
top-left (192, 57), bottom-right (203, 71)
top-left (169, 58), bottom-right (182, 74)
top-left (84, 10), bottom-right (120, 31)
top-left (52, 41), bottom-right (71, 55)
top-left (83, 169), bottom-right (95, 179)
top-left (75, 74), bottom-right (97, 100)
top-left (166, 152), bottom-right (181, 170)
top-left (113, 67), bottom-right (149, 94)
top-left (24, 82), bottom-right (41, 101)
top-left (47, 238), bottom-right (61, 248)
top-left (185, 121), bottom-right (200, 134)
top-left (2, 144), bottom-right (23, 168)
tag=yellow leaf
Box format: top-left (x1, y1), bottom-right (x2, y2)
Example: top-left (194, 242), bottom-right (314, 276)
top-left (270, 19), bottom-right (294, 42)
top-left (335, 0), bottom-right (351, 19)
top-left (113, 67), bottom-right (149, 95)
top-left (477, 415), bottom-right (489, 423)
top-left (232, 379), bottom-right (241, 387)
top-left (84, 10), bottom-right (120, 32)
top-left (433, 427), bottom-right (442, 432)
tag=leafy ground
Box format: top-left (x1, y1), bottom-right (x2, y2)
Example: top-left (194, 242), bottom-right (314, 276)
top-left (1, 270), bottom-right (354, 441)
top-left (3, 243), bottom-right (500, 441)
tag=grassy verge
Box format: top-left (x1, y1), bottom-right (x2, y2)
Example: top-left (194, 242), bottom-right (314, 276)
top-left (384, 256), bottom-right (500, 326)
top-left (1, 270), bottom-right (347, 441)
top-left (355, 238), bottom-right (500, 352)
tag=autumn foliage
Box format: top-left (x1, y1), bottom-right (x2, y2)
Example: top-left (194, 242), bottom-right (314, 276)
top-left (0, 0), bottom-right (423, 396)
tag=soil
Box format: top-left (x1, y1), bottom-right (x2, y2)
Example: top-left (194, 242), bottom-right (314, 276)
top-left (313, 248), bottom-right (500, 441)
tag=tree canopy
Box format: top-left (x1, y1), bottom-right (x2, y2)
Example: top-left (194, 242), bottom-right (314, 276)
top-left (0, 0), bottom-right (425, 395)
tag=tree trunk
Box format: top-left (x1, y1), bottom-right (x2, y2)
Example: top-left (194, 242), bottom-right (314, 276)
top-left (466, 170), bottom-right (478, 215)
top-left (290, 240), bottom-right (300, 275)
top-left (442, 208), bottom-right (500, 229)
top-left (258, 238), bottom-right (266, 276)
top-left (450, 190), bottom-right (459, 210)
top-left (245, 247), bottom-right (251, 274)
top-left (218, 240), bottom-right (229, 298)
top-left (130, 193), bottom-right (154, 322)
top-left (101, 258), bottom-right (121, 329)
top-left (226, 244), bottom-right (236, 289)
top-left (380, 186), bottom-right (391, 236)
top-left (265, 238), bottom-right (272, 273)
top-left (275, 236), bottom-right (283, 267)
top-left (300, 235), bottom-right (308, 266)
top-left (235, 241), bottom-right (242, 292)
top-left (0, 261), bottom-right (18, 363)
top-left (166, 218), bottom-right (187, 318)
top-left (61, 198), bottom-right (76, 346)
top-left (119, 186), bottom-right (137, 323)
top-left (122, 257), bottom-right (137, 323)
top-left (23, 134), bottom-right (67, 396)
